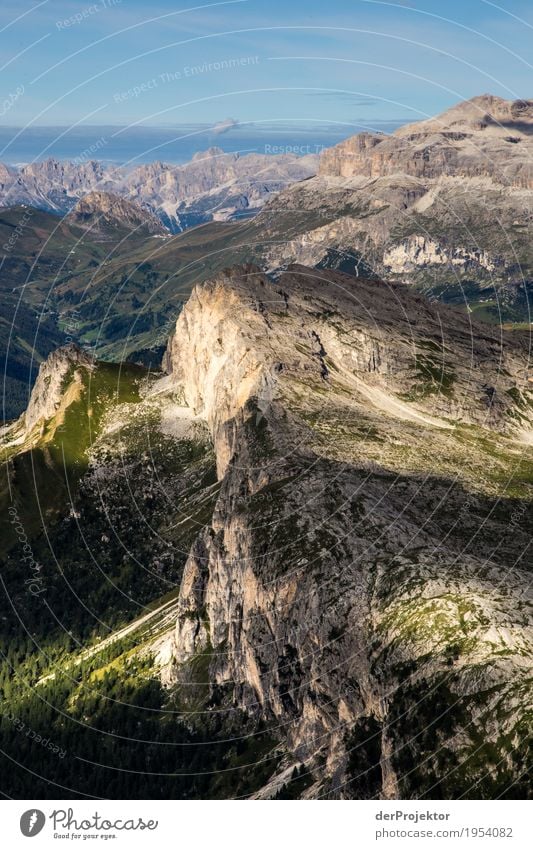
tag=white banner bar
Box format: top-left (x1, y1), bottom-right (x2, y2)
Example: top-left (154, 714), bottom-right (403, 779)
top-left (2, 799), bottom-right (531, 848)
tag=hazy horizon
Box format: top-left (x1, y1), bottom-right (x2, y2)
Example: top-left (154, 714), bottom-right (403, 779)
top-left (0, 119), bottom-right (406, 165)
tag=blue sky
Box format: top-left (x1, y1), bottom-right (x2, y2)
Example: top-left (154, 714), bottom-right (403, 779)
top-left (1, 0), bottom-right (532, 130)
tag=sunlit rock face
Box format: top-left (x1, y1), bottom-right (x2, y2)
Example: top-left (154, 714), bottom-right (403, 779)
top-left (161, 263), bottom-right (533, 799)
top-left (24, 344), bottom-right (94, 432)
top-left (319, 95), bottom-right (533, 186)
top-left (258, 96), bottom-right (533, 308)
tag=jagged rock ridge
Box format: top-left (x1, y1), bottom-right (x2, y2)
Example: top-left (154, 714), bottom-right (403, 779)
top-left (158, 264), bottom-right (533, 798)
top-left (0, 147), bottom-right (317, 232)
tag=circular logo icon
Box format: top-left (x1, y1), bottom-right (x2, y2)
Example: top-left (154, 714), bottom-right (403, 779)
top-left (20, 810), bottom-right (46, 837)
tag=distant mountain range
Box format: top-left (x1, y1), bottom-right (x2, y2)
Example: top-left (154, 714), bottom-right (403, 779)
top-left (0, 146), bottom-right (317, 232)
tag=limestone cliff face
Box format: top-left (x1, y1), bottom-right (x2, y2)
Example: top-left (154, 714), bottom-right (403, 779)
top-left (164, 265), bottom-right (530, 438)
top-left (24, 344), bottom-right (94, 432)
top-left (383, 235), bottom-right (499, 275)
top-left (163, 266), bottom-right (277, 475)
top-left (266, 212), bottom-right (502, 279)
top-left (161, 265), bottom-right (533, 798)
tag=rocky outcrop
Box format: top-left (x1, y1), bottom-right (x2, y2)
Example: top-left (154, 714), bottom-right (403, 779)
top-left (24, 344), bottom-right (94, 432)
top-left (383, 235), bottom-right (499, 275)
top-left (159, 265), bottom-right (533, 798)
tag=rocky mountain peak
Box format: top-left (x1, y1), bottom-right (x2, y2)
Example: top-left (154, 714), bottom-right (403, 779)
top-left (22, 157), bottom-right (106, 182)
top-left (69, 190), bottom-right (167, 235)
top-left (191, 146), bottom-right (226, 161)
top-left (396, 93), bottom-right (533, 137)
top-left (319, 93), bottom-right (533, 185)
top-left (0, 149), bottom-right (317, 231)
top-left (164, 263), bottom-right (532, 477)
top-left (3, 261), bottom-right (532, 799)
